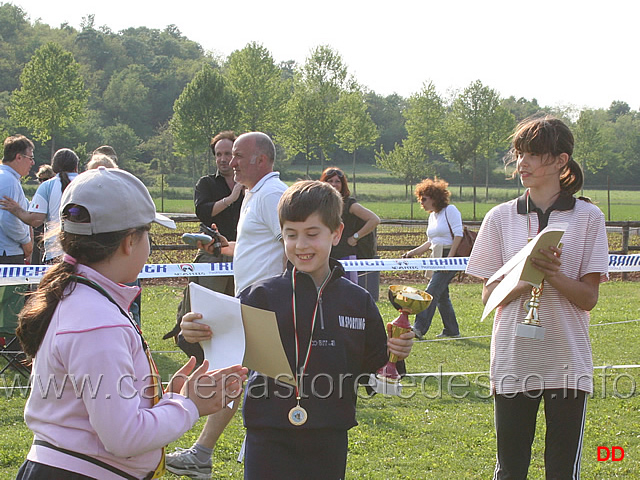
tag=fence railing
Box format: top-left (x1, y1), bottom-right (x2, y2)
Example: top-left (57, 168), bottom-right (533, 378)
top-left (154, 215), bottom-right (640, 255)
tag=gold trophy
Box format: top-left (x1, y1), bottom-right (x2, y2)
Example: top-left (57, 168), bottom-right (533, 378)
top-left (371, 286), bottom-right (432, 394)
top-left (516, 283), bottom-right (545, 340)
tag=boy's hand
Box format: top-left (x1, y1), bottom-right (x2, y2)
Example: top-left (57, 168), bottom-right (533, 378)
top-left (178, 360), bottom-right (248, 417)
top-left (180, 312), bottom-right (212, 343)
top-left (387, 326), bottom-right (414, 360)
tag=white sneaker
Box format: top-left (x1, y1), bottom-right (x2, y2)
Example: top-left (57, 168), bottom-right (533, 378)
top-left (165, 447), bottom-right (212, 479)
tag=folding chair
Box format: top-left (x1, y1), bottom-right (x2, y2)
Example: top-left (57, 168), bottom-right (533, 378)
top-left (0, 285), bottom-right (31, 379)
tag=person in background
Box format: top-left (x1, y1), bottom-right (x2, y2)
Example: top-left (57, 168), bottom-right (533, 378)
top-left (0, 135), bottom-right (34, 265)
top-left (466, 116), bottom-right (609, 479)
top-left (164, 131), bottom-right (243, 365)
top-left (91, 145), bottom-right (118, 163)
top-left (319, 167), bottom-right (379, 283)
top-left (31, 165), bottom-right (55, 264)
top-left (402, 178), bottom-right (462, 339)
top-left (35, 165), bottom-right (54, 182)
top-left (1, 148), bottom-right (79, 263)
top-left (86, 153), bottom-right (117, 170)
top-left (166, 132), bottom-right (286, 479)
top-left (0, 135), bottom-right (34, 351)
top-left (15, 166), bottom-right (247, 480)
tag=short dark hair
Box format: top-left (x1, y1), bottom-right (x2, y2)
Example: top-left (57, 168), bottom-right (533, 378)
top-left (92, 145), bottom-right (117, 161)
top-left (3, 135), bottom-right (34, 163)
top-left (278, 180), bottom-right (343, 232)
top-left (210, 131), bottom-right (237, 154)
top-left (415, 178), bottom-right (451, 212)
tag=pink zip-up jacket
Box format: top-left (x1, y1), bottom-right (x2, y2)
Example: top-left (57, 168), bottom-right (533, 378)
top-left (24, 264), bottom-right (199, 479)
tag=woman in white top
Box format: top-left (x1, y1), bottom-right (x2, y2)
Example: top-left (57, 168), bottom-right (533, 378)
top-left (402, 178), bottom-right (463, 338)
top-left (466, 116), bottom-right (609, 479)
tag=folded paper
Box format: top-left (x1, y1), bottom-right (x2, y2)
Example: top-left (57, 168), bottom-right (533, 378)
top-left (189, 283), bottom-right (295, 385)
top-left (481, 223), bottom-right (567, 321)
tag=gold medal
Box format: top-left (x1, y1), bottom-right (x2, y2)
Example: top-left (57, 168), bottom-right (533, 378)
top-left (288, 404), bottom-right (308, 426)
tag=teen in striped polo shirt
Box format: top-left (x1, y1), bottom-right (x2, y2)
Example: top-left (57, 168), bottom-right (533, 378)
top-left (467, 116), bottom-right (609, 479)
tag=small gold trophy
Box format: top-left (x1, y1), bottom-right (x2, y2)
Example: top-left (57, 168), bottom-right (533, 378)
top-left (515, 283), bottom-right (545, 340)
top-left (372, 286), bottom-right (431, 394)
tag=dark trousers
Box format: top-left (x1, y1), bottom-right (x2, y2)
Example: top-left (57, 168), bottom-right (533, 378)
top-left (17, 460), bottom-right (94, 480)
top-left (493, 389), bottom-right (587, 480)
top-left (245, 428), bottom-right (348, 480)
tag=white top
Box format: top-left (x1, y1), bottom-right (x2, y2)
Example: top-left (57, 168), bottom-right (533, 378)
top-left (466, 198), bottom-right (609, 394)
top-left (233, 172), bottom-right (287, 295)
top-left (427, 204), bottom-right (463, 247)
top-left (29, 173), bottom-right (78, 260)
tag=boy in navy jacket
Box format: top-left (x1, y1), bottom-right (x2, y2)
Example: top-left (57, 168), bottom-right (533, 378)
top-left (182, 180), bottom-right (414, 479)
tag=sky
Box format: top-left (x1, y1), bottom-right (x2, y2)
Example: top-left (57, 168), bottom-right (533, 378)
top-left (14, 0), bottom-right (640, 110)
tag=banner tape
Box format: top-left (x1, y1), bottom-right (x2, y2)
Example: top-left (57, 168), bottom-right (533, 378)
top-left (1, 254), bottom-right (638, 285)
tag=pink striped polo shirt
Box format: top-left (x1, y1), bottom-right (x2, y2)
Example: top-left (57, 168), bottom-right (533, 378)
top-left (466, 196), bottom-right (609, 395)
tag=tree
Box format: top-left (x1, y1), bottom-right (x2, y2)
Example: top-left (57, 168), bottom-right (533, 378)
top-left (335, 90), bottom-right (378, 195)
top-left (404, 81), bottom-right (444, 163)
top-left (103, 65), bottom-right (152, 138)
top-left (365, 92), bottom-right (407, 153)
top-left (225, 42), bottom-right (289, 133)
top-left (8, 42), bottom-right (87, 155)
top-left (170, 64), bottom-right (237, 182)
top-left (297, 45), bottom-right (353, 171)
top-left (574, 109), bottom-right (607, 177)
top-left (442, 81), bottom-right (513, 218)
top-left (376, 139), bottom-right (434, 218)
top-left (607, 100), bottom-right (630, 122)
top-left (281, 77), bottom-right (324, 178)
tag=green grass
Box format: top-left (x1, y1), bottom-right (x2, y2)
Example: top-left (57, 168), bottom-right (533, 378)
top-left (1, 281), bottom-right (638, 478)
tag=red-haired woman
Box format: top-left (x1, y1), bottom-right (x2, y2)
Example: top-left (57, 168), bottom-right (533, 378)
top-left (402, 178), bottom-right (462, 338)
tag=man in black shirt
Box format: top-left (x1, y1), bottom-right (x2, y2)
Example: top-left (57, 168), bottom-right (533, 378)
top-left (166, 131), bottom-right (245, 478)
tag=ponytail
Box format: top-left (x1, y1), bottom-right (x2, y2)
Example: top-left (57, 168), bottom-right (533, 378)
top-left (17, 262), bottom-right (76, 357)
top-left (559, 157), bottom-right (584, 197)
top-left (59, 171), bottom-right (72, 192)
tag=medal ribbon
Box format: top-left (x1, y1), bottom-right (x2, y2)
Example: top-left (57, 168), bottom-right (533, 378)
top-left (291, 267), bottom-right (332, 401)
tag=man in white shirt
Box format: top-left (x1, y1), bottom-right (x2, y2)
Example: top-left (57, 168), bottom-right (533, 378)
top-left (0, 135), bottom-right (34, 264)
top-left (167, 132), bottom-right (288, 478)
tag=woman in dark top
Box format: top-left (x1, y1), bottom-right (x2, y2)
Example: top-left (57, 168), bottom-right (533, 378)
top-left (320, 167), bottom-right (380, 283)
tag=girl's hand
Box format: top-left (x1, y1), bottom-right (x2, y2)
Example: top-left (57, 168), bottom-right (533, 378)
top-left (180, 312), bottom-right (212, 343)
top-left (387, 326), bottom-right (414, 360)
top-left (530, 245), bottom-right (563, 279)
top-left (401, 251), bottom-right (413, 258)
top-left (165, 356), bottom-right (197, 394)
top-left (179, 360), bottom-right (249, 417)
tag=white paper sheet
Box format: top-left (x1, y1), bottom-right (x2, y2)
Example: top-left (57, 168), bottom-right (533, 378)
top-left (188, 283), bottom-right (246, 370)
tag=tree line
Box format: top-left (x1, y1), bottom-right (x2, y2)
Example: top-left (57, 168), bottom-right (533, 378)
top-left (1, 3), bottom-right (639, 193)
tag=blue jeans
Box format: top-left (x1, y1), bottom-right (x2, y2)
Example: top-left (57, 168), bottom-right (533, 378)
top-left (413, 270), bottom-right (459, 336)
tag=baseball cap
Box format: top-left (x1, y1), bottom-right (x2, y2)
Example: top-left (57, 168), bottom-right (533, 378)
top-left (61, 166), bottom-right (176, 235)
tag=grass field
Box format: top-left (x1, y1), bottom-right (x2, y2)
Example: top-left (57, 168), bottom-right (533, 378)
top-left (1, 280), bottom-right (638, 479)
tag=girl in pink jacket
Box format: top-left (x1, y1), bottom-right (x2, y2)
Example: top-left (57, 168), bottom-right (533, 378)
top-left (16, 167), bottom-right (247, 480)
